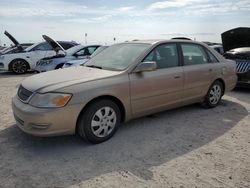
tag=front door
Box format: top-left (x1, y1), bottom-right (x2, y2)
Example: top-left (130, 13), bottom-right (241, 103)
top-left (129, 43), bottom-right (184, 116)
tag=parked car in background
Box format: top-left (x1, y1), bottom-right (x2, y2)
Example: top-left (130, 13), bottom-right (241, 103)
top-left (0, 31), bottom-right (34, 55)
top-left (63, 46), bottom-right (109, 68)
top-left (222, 27), bottom-right (250, 87)
top-left (0, 43), bottom-right (34, 55)
top-left (224, 47), bottom-right (250, 87)
top-left (210, 44), bottom-right (224, 55)
top-left (35, 35), bottom-right (100, 72)
top-left (12, 39), bottom-right (237, 143)
top-left (0, 34), bottom-right (78, 74)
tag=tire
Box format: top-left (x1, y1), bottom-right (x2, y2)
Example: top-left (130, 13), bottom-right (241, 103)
top-left (10, 59), bottom-right (29, 74)
top-left (202, 80), bottom-right (223, 108)
top-left (77, 99), bottom-right (121, 144)
top-left (55, 64), bottom-right (64, 69)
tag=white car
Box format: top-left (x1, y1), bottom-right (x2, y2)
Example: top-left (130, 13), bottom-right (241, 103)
top-left (0, 32), bottom-right (78, 74)
top-left (210, 45), bottom-right (224, 55)
top-left (63, 46), bottom-right (109, 68)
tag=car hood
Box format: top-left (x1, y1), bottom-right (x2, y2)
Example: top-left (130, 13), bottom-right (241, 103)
top-left (21, 66), bottom-right (121, 93)
top-left (4, 30), bottom-right (19, 46)
top-left (40, 53), bottom-right (66, 60)
top-left (67, 58), bottom-right (89, 64)
top-left (221, 27), bottom-right (250, 52)
top-left (42, 35), bottom-right (66, 54)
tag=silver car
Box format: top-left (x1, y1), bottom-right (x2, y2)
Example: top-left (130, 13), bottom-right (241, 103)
top-left (12, 39), bottom-right (237, 143)
top-left (35, 35), bottom-right (100, 72)
top-left (63, 46), bottom-right (109, 68)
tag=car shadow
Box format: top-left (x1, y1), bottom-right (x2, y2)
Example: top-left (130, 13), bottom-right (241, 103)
top-left (228, 87), bottom-right (250, 103)
top-left (0, 99), bottom-right (248, 187)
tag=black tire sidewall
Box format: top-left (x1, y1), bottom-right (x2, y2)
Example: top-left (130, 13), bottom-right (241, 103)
top-left (78, 100), bottom-right (121, 144)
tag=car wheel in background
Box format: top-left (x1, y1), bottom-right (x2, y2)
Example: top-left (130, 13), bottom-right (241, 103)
top-left (10, 59), bottom-right (29, 74)
top-left (202, 80), bottom-right (223, 108)
top-left (55, 64), bottom-right (64, 69)
top-left (77, 99), bottom-right (121, 144)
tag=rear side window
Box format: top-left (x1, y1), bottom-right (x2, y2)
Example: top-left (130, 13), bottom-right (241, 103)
top-left (181, 44), bottom-right (208, 65)
top-left (206, 50), bottom-right (219, 63)
top-left (143, 43), bottom-right (179, 69)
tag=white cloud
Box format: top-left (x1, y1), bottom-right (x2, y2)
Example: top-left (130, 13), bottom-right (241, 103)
top-left (147, 0), bottom-right (201, 10)
top-left (65, 15), bottom-right (112, 23)
top-left (116, 6), bottom-right (135, 12)
top-left (0, 0), bottom-right (87, 18)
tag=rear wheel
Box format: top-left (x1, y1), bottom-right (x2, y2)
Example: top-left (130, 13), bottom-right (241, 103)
top-left (10, 59), bottom-right (29, 74)
top-left (203, 81), bottom-right (223, 108)
top-left (77, 100), bottom-right (121, 144)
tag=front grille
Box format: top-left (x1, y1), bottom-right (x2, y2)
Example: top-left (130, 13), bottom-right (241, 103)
top-left (18, 85), bottom-right (33, 102)
top-left (236, 60), bottom-right (250, 73)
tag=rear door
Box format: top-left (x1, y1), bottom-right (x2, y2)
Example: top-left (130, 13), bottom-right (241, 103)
top-left (180, 43), bottom-right (213, 103)
top-left (129, 43), bottom-right (184, 116)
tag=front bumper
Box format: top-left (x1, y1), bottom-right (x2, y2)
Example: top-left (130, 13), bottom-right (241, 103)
top-left (35, 65), bottom-right (55, 73)
top-left (0, 62), bottom-right (8, 71)
top-left (12, 95), bottom-right (83, 136)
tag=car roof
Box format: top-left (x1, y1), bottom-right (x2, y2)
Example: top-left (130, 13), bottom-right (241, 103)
top-left (124, 39), bottom-right (204, 46)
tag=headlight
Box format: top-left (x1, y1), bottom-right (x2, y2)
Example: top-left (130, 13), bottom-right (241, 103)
top-left (37, 59), bottom-right (53, 66)
top-left (29, 93), bottom-right (72, 108)
top-left (0, 55), bottom-right (5, 59)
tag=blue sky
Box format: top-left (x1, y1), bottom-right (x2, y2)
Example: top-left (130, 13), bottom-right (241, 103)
top-left (0, 0), bottom-right (250, 46)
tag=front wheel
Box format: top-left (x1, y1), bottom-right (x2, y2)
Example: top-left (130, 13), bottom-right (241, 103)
top-left (77, 100), bottom-right (121, 144)
top-left (202, 81), bottom-right (223, 108)
top-left (10, 59), bottom-right (29, 74)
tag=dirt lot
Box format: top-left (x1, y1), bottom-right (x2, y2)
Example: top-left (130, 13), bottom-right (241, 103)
top-left (0, 72), bottom-right (249, 188)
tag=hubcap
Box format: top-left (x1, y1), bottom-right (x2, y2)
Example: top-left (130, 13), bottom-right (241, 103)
top-left (91, 107), bottom-right (116, 138)
top-left (209, 84), bottom-right (222, 105)
top-left (12, 61), bottom-right (27, 73)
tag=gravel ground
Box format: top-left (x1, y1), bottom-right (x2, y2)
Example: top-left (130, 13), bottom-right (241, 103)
top-left (0, 72), bottom-right (249, 188)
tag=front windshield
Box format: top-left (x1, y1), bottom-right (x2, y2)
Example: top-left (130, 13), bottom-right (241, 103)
top-left (25, 42), bottom-right (41, 52)
top-left (66, 45), bottom-right (84, 55)
top-left (90, 46), bottom-right (108, 58)
top-left (85, 43), bottom-right (150, 71)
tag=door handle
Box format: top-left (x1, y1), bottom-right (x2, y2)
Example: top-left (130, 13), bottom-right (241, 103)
top-left (174, 75), bottom-right (181, 79)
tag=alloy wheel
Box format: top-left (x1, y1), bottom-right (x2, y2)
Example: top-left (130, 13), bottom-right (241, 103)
top-left (12, 60), bottom-right (27, 74)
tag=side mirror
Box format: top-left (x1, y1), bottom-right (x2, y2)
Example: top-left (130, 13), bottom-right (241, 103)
top-left (133, 61), bottom-right (157, 73)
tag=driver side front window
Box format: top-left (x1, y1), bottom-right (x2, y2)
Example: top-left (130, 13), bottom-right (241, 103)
top-left (143, 44), bottom-right (179, 69)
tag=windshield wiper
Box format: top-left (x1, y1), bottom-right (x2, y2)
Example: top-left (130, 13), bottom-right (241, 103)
top-left (85, 65), bottom-right (102, 69)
